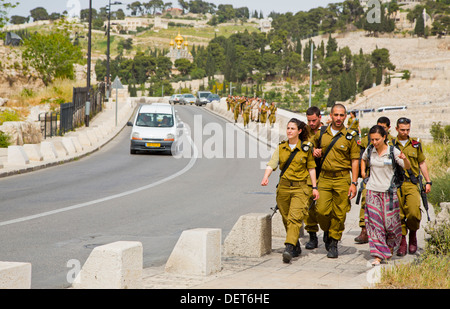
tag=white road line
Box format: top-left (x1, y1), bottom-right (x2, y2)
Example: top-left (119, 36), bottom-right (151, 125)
top-left (0, 136), bottom-right (198, 227)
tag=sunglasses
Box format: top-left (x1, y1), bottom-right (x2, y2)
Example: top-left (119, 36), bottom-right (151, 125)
top-left (397, 118), bottom-right (411, 124)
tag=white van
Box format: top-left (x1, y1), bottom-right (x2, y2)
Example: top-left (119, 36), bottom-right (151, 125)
top-left (127, 103), bottom-right (181, 155)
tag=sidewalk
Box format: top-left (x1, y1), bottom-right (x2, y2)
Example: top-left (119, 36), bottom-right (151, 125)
top-left (141, 194), bottom-right (433, 289)
top-left (0, 98), bottom-right (136, 177)
top-left (140, 100), bottom-right (434, 289)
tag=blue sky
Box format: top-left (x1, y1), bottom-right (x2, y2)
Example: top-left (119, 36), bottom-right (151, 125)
top-left (8, 0), bottom-right (338, 19)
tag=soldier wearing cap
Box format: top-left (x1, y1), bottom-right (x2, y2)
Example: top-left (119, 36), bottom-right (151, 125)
top-left (392, 117), bottom-right (432, 256)
top-left (312, 104), bottom-right (360, 258)
top-left (262, 118), bottom-right (319, 263)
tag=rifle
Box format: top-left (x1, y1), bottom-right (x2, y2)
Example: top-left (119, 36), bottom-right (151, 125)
top-left (418, 175), bottom-right (431, 221)
top-left (356, 177), bottom-right (369, 205)
top-left (271, 205), bottom-right (279, 218)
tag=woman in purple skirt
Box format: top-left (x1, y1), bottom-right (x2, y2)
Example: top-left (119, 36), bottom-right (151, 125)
top-left (360, 125), bottom-right (411, 266)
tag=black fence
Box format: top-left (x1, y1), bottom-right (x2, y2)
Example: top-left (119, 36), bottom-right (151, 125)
top-left (39, 83), bottom-right (106, 138)
top-left (39, 112), bottom-right (59, 138)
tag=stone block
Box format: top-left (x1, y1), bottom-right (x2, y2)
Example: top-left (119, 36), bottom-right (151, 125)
top-left (7, 146), bottom-right (29, 165)
top-left (69, 136), bottom-right (83, 152)
top-left (23, 144), bottom-right (43, 161)
top-left (223, 213), bottom-right (271, 257)
top-left (165, 228), bottom-right (221, 276)
top-left (0, 262), bottom-right (32, 289)
top-left (40, 141), bottom-right (58, 160)
top-left (72, 241), bottom-right (143, 289)
top-left (61, 137), bottom-right (77, 154)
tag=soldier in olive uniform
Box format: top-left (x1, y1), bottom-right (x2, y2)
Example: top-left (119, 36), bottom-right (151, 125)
top-left (355, 116), bottom-right (394, 244)
top-left (347, 111), bottom-right (360, 134)
top-left (242, 99), bottom-right (252, 129)
top-left (226, 95), bottom-right (232, 111)
top-left (304, 106), bottom-right (323, 250)
top-left (262, 118), bottom-right (319, 263)
top-left (312, 104), bottom-right (360, 258)
top-left (233, 96), bottom-right (241, 123)
top-left (392, 117), bottom-right (432, 256)
top-left (259, 100), bottom-right (269, 124)
top-left (268, 102), bottom-right (277, 128)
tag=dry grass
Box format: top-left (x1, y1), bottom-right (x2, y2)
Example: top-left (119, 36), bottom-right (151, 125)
top-left (6, 78), bottom-right (84, 118)
top-left (375, 255), bottom-right (450, 289)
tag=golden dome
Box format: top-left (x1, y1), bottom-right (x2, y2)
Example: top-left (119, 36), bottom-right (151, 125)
top-left (174, 32), bottom-right (184, 45)
top-left (170, 39), bottom-right (174, 46)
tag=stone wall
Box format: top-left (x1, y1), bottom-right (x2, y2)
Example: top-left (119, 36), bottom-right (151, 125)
top-left (0, 121), bottom-right (43, 146)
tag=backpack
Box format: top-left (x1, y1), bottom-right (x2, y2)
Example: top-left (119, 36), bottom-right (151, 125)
top-left (365, 144), bottom-right (405, 210)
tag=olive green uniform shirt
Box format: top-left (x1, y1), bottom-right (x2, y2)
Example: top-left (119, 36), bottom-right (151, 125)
top-left (313, 126), bottom-right (360, 172)
top-left (267, 140), bottom-right (316, 183)
top-left (391, 136), bottom-right (426, 178)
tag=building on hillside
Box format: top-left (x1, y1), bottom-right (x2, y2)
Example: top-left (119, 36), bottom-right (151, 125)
top-left (164, 8), bottom-right (183, 16)
top-left (165, 32), bottom-right (193, 63)
top-left (259, 18), bottom-right (273, 33)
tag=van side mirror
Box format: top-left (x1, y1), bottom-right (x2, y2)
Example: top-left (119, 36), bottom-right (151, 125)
top-left (177, 123), bottom-right (184, 128)
top-left (127, 121), bottom-right (133, 126)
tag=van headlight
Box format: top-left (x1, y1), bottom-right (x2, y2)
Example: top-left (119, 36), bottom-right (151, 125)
top-left (165, 133), bottom-right (175, 141)
top-left (132, 132), bottom-right (142, 140)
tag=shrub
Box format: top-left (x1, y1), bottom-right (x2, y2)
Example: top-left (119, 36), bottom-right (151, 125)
top-left (0, 131), bottom-right (11, 148)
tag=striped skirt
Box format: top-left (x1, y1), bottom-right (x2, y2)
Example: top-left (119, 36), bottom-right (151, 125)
top-left (364, 190), bottom-right (402, 260)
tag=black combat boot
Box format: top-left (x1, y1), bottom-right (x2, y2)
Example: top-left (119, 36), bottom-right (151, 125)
top-left (327, 238), bottom-right (338, 258)
top-left (282, 244), bottom-right (295, 263)
top-left (305, 232), bottom-right (318, 249)
top-left (323, 231), bottom-right (331, 251)
top-left (293, 240), bottom-right (302, 257)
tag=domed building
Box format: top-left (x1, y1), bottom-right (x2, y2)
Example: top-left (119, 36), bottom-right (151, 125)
top-left (165, 32), bottom-right (193, 63)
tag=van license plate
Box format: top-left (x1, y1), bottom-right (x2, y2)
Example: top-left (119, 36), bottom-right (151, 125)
top-left (146, 143), bottom-right (160, 148)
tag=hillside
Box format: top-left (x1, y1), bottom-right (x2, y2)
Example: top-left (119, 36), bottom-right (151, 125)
top-left (304, 31), bottom-right (450, 141)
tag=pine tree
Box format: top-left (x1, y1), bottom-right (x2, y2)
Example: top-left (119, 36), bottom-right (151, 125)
top-left (415, 13), bottom-right (425, 37)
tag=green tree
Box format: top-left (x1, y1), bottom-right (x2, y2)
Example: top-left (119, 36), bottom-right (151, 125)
top-left (30, 7), bottom-right (49, 21)
top-left (22, 31), bottom-right (83, 86)
top-left (0, 0), bottom-right (19, 30)
top-left (414, 12), bottom-right (425, 36)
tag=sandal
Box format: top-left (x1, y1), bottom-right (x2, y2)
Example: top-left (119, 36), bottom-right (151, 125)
top-left (371, 257), bottom-right (382, 266)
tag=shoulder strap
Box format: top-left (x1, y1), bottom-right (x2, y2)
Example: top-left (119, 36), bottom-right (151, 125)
top-left (280, 148), bottom-right (299, 178)
top-left (318, 125), bottom-right (328, 148)
top-left (320, 131), bottom-right (343, 167)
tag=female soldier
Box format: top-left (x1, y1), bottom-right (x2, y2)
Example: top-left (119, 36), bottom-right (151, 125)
top-left (261, 118), bottom-right (319, 263)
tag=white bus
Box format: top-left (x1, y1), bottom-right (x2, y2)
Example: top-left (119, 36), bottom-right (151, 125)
top-left (377, 106), bottom-right (407, 112)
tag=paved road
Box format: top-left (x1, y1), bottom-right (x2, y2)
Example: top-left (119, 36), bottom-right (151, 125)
top-left (0, 105), bottom-right (273, 288)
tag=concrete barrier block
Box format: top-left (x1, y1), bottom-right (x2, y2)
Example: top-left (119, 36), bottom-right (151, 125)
top-left (40, 141), bottom-right (58, 160)
top-left (7, 146), bottom-right (29, 165)
top-left (61, 137), bottom-right (77, 154)
top-left (86, 129), bottom-right (99, 143)
top-left (76, 132), bottom-right (93, 147)
top-left (271, 212), bottom-right (304, 238)
top-left (165, 228), bottom-right (221, 276)
top-left (23, 144), bottom-right (43, 161)
top-left (72, 241), bottom-right (143, 289)
top-left (52, 140), bottom-right (69, 157)
top-left (0, 262), bottom-right (32, 289)
top-left (271, 212), bottom-right (287, 238)
top-left (223, 213), bottom-right (271, 258)
top-left (69, 136), bottom-right (83, 152)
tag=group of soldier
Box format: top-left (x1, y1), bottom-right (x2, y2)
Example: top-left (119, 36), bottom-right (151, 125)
top-left (226, 95), bottom-right (277, 129)
top-left (262, 103), bottom-right (432, 263)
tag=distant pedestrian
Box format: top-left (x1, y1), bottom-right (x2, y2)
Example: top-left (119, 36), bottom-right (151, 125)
top-left (361, 125), bottom-right (411, 265)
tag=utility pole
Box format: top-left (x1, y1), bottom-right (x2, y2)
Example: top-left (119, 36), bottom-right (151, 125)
top-left (86, 0), bottom-right (92, 127)
top-left (309, 41), bottom-right (314, 108)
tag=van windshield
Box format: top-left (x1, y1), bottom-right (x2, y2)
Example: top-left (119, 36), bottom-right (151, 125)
top-left (136, 113), bottom-right (174, 128)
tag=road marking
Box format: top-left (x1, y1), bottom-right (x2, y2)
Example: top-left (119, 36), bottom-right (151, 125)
top-left (0, 135), bottom-right (198, 227)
